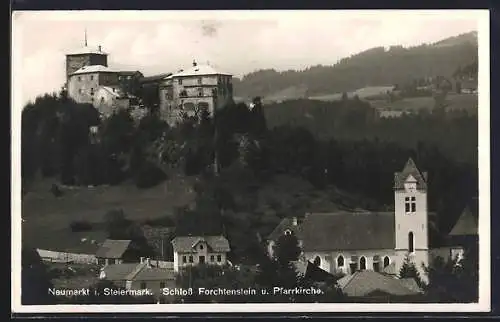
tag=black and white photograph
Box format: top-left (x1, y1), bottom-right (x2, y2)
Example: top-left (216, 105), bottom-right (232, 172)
top-left (11, 10), bottom-right (490, 313)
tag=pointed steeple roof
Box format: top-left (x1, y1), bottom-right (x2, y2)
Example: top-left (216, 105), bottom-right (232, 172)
top-left (394, 158), bottom-right (428, 190)
top-left (449, 204), bottom-right (478, 236)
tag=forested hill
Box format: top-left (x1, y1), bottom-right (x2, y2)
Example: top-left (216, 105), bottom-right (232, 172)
top-left (232, 31), bottom-right (478, 100)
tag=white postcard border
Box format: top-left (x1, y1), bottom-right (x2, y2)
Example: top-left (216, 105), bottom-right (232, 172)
top-left (11, 9), bottom-right (491, 313)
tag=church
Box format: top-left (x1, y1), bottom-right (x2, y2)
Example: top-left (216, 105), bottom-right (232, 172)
top-left (267, 158), bottom-right (457, 282)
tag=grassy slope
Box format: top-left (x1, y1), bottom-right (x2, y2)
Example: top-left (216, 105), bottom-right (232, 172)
top-left (21, 175), bottom-right (198, 252)
top-left (21, 172), bottom-right (379, 253)
top-left (369, 93), bottom-right (478, 113)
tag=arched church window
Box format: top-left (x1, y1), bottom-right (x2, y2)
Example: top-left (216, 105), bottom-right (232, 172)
top-left (408, 231), bottom-right (415, 253)
top-left (359, 256), bottom-right (367, 270)
top-left (383, 256), bottom-right (390, 268)
top-left (313, 256), bottom-right (321, 267)
top-left (284, 229), bottom-right (292, 236)
top-left (337, 255), bottom-right (344, 267)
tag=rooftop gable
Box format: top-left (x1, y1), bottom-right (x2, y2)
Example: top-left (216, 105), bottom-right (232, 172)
top-left (169, 64), bottom-right (232, 78)
top-left (394, 158), bottom-right (427, 190)
top-left (449, 204), bottom-right (478, 236)
top-left (95, 239), bottom-right (132, 259)
top-left (171, 235), bottom-right (230, 253)
top-left (267, 217), bottom-right (301, 241)
top-left (71, 65), bottom-right (118, 75)
top-left (100, 263), bottom-right (138, 281)
top-left (338, 270), bottom-right (422, 297)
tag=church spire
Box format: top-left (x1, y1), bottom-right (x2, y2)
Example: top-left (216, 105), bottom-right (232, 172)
top-left (84, 28), bottom-right (88, 47)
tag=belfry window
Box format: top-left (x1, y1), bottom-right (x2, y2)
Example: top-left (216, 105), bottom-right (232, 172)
top-left (405, 196), bottom-right (416, 213)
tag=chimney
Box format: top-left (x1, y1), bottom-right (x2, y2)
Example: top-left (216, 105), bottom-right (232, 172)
top-left (98, 45), bottom-right (102, 52)
top-left (146, 258), bottom-right (151, 267)
top-left (292, 217), bottom-right (298, 226)
top-left (140, 257), bottom-right (144, 263)
top-left (193, 59), bottom-right (197, 67)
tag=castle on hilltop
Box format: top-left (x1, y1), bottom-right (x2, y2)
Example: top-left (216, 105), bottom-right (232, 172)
top-left (65, 34), bottom-right (234, 126)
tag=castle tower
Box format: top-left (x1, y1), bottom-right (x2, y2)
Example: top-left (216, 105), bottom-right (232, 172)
top-left (394, 158), bottom-right (429, 281)
top-left (65, 30), bottom-right (108, 81)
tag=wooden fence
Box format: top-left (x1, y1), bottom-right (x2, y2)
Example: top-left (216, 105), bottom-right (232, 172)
top-left (36, 248), bottom-right (98, 264)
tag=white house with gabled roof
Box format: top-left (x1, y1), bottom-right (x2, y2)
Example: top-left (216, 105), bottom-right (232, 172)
top-left (171, 235), bottom-right (231, 272)
top-left (160, 60), bottom-right (234, 126)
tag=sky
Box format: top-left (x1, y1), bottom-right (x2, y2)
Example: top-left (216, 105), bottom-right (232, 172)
top-left (12, 10), bottom-right (482, 105)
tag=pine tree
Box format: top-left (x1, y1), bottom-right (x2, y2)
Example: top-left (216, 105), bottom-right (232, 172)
top-left (399, 253), bottom-right (425, 289)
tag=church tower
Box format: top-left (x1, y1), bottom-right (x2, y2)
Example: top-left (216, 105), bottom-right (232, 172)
top-left (65, 29), bottom-right (108, 81)
top-left (394, 158), bottom-right (429, 280)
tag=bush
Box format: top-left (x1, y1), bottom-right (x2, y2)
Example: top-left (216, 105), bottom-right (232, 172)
top-left (134, 162), bottom-right (168, 189)
top-left (69, 220), bottom-right (93, 232)
top-left (50, 183), bottom-right (63, 197)
top-left (142, 216), bottom-right (175, 227)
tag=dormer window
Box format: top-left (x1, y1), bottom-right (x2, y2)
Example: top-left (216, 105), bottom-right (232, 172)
top-left (405, 196), bottom-right (416, 213)
top-left (199, 244), bottom-right (204, 250)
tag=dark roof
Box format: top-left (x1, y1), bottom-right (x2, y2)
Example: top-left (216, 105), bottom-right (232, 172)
top-left (171, 235), bottom-right (230, 253)
top-left (95, 239), bottom-right (132, 259)
top-left (133, 266), bottom-right (176, 281)
top-left (101, 263), bottom-right (138, 281)
top-left (299, 212), bottom-right (395, 252)
top-left (304, 261), bottom-right (340, 283)
top-left (394, 158), bottom-right (427, 191)
top-left (140, 73), bottom-right (172, 83)
top-left (449, 204), bottom-right (478, 236)
top-left (337, 271), bottom-right (422, 297)
top-left (267, 217), bottom-right (301, 241)
top-left (101, 262), bottom-right (175, 281)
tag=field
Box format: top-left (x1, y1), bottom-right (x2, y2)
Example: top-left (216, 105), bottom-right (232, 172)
top-left (369, 93), bottom-right (478, 113)
top-left (308, 86), bottom-right (395, 102)
top-left (21, 169), bottom-right (378, 254)
top-left (21, 175), bottom-right (198, 252)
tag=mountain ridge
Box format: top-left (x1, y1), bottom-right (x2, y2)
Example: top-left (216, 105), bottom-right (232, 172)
top-left (232, 31), bottom-right (478, 101)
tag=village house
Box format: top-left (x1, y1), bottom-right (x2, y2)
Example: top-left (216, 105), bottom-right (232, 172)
top-left (171, 235), bottom-right (231, 272)
top-left (267, 158), bottom-right (455, 283)
top-left (430, 199), bottom-right (478, 262)
top-left (99, 257), bottom-right (176, 299)
top-left (95, 239), bottom-right (137, 266)
top-left (336, 270), bottom-right (423, 300)
top-left (160, 60), bottom-right (234, 127)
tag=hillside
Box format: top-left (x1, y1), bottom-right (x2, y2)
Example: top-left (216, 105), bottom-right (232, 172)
top-left (233, 31), bottom-right (478, 101)
top-left (21, 173), bottom-right (377, 254)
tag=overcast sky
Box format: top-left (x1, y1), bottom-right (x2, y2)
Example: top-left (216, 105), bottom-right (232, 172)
top-left (13, 10), bottom-right (481, 105)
